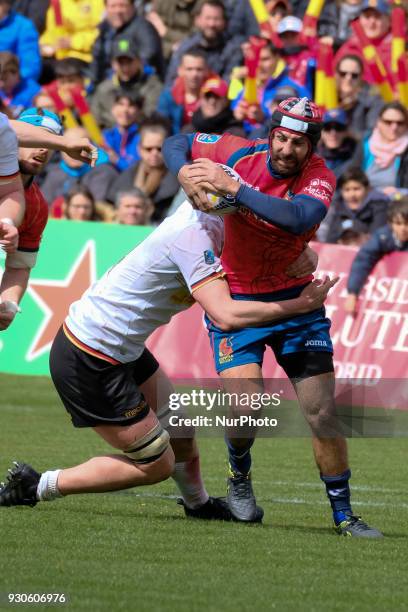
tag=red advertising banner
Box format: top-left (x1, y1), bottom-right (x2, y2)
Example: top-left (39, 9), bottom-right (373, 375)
top-left (147, 243), bottom-right (408, 407)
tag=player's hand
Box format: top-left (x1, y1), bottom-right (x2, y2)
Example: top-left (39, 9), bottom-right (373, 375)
top-left (344, 293), bottom-right (358, 316)
top-left (178, 164), bottom-right (211, 210)
top-left (186, 159), bottom-right (240, 198)
top-left (61, 136), bottom-right (98, 166)
top-left (298, 276), bottom-right (339, 312)
top-left (286, 245), bottom-right (318, 277)
top-left (0, 221), bottom-right (18, 254)
top-left (0, 301), bottom-right (20, 330)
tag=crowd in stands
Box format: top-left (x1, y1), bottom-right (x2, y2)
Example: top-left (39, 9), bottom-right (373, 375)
top-left (0, 0), bottom-right (407, 269)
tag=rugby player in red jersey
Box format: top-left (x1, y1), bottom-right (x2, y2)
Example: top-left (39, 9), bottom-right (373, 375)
top-left (0, 108), bottom-right (64, 330)
top-left (162, 97), bottom-right (382, 537)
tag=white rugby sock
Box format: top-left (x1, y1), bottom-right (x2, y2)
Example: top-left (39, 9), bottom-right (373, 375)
top-left (172, 457), bottom-right (209, 509)
top-left (36, 470), bottom-right (63, 501)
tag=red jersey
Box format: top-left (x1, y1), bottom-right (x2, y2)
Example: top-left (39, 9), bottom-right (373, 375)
top-left (16, 181), bottom-right (48, 267)
top-left (191, 132), bottom-right (335, 294)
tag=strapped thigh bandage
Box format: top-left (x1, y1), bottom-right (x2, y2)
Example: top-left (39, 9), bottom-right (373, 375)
top-left (124, 422), bottom-right (170, 464)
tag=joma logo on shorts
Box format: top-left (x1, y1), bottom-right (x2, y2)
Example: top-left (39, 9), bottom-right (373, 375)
top-left (305, 339), bottom-right (327, 347)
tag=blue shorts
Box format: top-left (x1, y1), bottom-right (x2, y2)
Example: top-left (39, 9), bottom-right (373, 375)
top-left (206, 286), bottom-right (333, 374)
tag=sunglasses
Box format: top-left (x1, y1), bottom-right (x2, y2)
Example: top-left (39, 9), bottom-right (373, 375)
top-left (142, 146), bottom-right (162, 152)
top-left (323, 123), bottom-right (346, 132)
top-left (380, 118), bottom-right (406, 127)
top-left (337, 70), bottom-right (360, 80)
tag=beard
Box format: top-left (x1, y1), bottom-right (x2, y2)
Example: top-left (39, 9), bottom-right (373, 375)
top-left (18, 159), bottom-right (45, 176)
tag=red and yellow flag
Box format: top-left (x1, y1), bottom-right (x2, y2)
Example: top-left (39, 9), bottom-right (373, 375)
top-left (315, 42), bottom-right (338, 111)
top-left (45, 84), bottom-right (77, 130)
top-left (351, 19), bottom-right (394, 102)
top-left (70, 88), bottom-right (103, 146)
top-left (303, 0), bottom-right (325, 41)
top-left (248, 0), bottom-right (282, 47)
top-left (391, 1), bottom-right (408, 104)
top-left (243, 36), bottom-right (266, 105)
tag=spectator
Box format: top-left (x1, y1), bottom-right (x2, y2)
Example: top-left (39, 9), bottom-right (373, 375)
top-left (0, 51), bottom-right (40, 116)
top-left (232, 40), bottom-right (309, 129)
top-left (63, 185), bottom-right (99, 221)
top-left (324, 167), bottom-right (389, 244)
top-left (344, 198), bottom-right (408, 315)
top-left (89, 0), bottom-right (164, 87)
top-left (228, 0), bottom-right (290, 39)
top-left (316, 109), bottom-right (357, 179)
top-left (318, 0), bottom-right (363, 51)
top-left (0, 0), bottom-right (41, 81)
top-left (351, 101), bottom-right (408, 197)
top-left (42, 126), bottom-right (118, 210)
top-left (186, 76), bottom-right (245, 137)
top-left (114, 188), bottom-right (154, 225)
top-left (107, 121), bottom-right (179, 223)
top-left (39, 0), bottom-right (104, 65)
top-left (335, 54), bottom-right (383, 138)
top-left (32, 90), bottom-right (57, 113)
top-left (103, 91), bottom-right (142, 171)
top-left (335, 0), bottom-right (391, 86)
top-left (91, 37), bottom-right (162, 129)
top-left (44, 58), bottom-right (87, 124)
top-left (277, 16), bottom-right (315, 96)
top-left (247, 84), bottom-right (298, 138)
top-left (165, 0), bottom-right (244, 86)
top-left (146, 0), bottom-right (199, 61)
top-left (157, 48), bottom-right (210, 134)
top-left (11, 0), bottom-right (50, 35)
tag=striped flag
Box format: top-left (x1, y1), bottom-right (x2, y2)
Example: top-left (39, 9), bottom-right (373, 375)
top-left (70, 88), bottom-right (103, 145)
top-left (303, 0), bottom-right (325, 41)
top-left (315, 42), bottom-right (338, 111)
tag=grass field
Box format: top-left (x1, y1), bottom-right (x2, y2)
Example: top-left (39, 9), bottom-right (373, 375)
top-left (0, 374), bottom-right (407, 612)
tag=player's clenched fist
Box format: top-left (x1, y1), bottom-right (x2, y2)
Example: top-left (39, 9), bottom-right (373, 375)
top-left (0, 220), bottom-right (19, 254)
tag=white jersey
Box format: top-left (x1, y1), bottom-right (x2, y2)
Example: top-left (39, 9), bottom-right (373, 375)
top-left (66, 201), bottom-right (224, 363)
top-left (0, 112), bottom-right (19, 180)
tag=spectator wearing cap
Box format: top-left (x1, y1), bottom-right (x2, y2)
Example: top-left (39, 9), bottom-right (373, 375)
top-left (184, 76), bottom-right (245, 137)
top-left (157, 48), bottom-right (211, 135)
top-left (102, 91), bottom-right (142, 171)
top-left (41, 126), bottom-right (119, 211)
top-left (114, 188), bottom-right (154, 225)
top-left (146, 0), bottom-right (199, 62)
top-left (11, 0), bottom-right (50, 35)
top-left (0, 51), bottom-right (40, 116)
top-left (335, 0), bottom-right (391, 86)
top-left (91, 37), bottom-right (163, 129)
top-left (277, 16), bottom-right (315, 96)
top-left (165, 0), bottom-right (244, 86)
top-left (228, 0), bottom-right (290, 39)
top-left (107, 120), bottom-right (179, 223)
top-left (248, 84), bottom-right (298, 138)
top-left (321, 167), bottom-right (389, 244)
top-left (335, 54), bottom-right (383, 138)
top-left (232, 41), bottom-right (309, 132)
top-left (317, 109), bottom-right (357, 180)
top-left (0, 0), bottom-right (41, 81)
top-left (39, 0), bottom-right (104, 65)
top-left (89, 0), bottom-right (164, 87)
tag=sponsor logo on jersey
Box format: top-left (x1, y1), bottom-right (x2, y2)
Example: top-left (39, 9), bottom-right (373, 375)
top-left (219, 336), bottom-right (234, 364)
top-left (196, 133), bottom-right (222, 144)
top-left (305, 339), bottom-right (328, 347)
top-left (124, 400), bottom-right (147, 418)
top-left (204, 249), bottom-right (215, 264)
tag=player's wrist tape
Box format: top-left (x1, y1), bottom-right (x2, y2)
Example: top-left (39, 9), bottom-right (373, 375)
top-left (1, 218), bottom-right (15, 227)
top-left (1, 301), bottom-right (21, 314)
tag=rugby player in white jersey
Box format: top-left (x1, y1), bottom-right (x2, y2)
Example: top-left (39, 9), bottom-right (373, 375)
top-left (0, 199), bottom-right (337, 517)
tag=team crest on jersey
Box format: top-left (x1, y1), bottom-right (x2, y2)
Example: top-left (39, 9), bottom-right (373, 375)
top-left (219, 336), bottom-right (234, 364)
top-left (196, 133), bottom-right (222, 144)
top-left (204, 249), bottom-right (215, 264)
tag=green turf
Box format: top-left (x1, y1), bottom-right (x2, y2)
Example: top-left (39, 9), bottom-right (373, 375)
top-left (0, 374), bottom-right (407, 612)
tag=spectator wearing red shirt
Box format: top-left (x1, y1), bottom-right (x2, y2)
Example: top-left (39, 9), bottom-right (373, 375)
top-left (157, 48), bottom-right (212, 134)
top-left (335, 0), bottom-right (391, 86)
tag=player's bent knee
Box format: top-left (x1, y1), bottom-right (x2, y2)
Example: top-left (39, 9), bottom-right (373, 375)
top-left (124, 422), bottom-right (171, 465)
